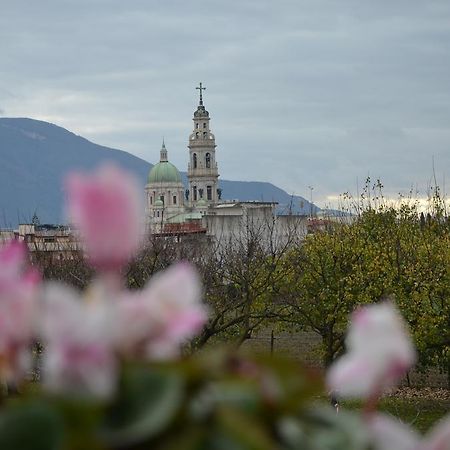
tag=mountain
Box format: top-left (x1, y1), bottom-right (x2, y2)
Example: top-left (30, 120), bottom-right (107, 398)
top-left (218, 179), bottom-right (313, 215)
top-left (0, 118), bottom-right (152, 227)
top-left (0, 118), bottom-right (316, 227)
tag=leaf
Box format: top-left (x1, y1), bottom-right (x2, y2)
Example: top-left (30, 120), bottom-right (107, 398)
top-left (302, 407), bottom-right (369, 450)
top-left (216, 407), bottom-right (274, 450)
top-left (277, 416), bottom-right (306, 448)
top-left (101, 366), bottom-right (183, 447)
top-left (0, 402), bottom-right (64, 450)
top-left (156, 425), bottom-right (207, 450)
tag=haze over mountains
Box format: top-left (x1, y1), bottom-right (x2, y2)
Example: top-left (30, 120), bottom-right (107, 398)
top-left (0, 118), bottom-right (316, 228)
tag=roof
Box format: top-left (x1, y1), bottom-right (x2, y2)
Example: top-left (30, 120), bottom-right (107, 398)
top-left (148, 161), bottom-right (182, 184)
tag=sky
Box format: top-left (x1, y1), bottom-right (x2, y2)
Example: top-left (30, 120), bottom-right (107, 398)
top-left (1, 0), bottom-right (450, 207)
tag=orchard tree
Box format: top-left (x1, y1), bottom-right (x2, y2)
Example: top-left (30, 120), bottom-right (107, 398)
top-left (281, 189), bottom-right (450, 377)
top-left (196, 214), bottom-right (302, 347)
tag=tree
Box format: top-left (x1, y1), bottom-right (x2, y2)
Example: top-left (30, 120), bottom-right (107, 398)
top-left (196, 213), bottom-right (303, 348)
top-left (281, 190), bottom-right (450, 377)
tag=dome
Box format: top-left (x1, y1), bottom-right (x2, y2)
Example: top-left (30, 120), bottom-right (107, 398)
top-left (148, 161), bottom-right (182, 184)
top-left (197, 198), bottom-right (208, 207)
top-left (194, 105), bottom-right (209, 118)
top-left (155, 199), bottom-right (164, 207)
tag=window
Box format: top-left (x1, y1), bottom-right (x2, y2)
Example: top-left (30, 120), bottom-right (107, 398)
top-left (195, 132), bottom-right (199, 139)
top-left (205, 153), bottom-right (211, 168)
top-left (193, 153), bottom-right (197, 168)
top-left (150, 196), bottom-right (153, 205)
top-left (203, 132), bottom-right (207, 138)
top-left (193, 186), bottom-right (197, 201)
top-left (157, 211), bottom-right (160, 218)
top-left (173, 195), bottom-right (177, 205)
top-left (160, 195), bottom-right (164, 204)
top-left (195, 123), bottom-right (199, 129)
top-left (207, 185), bottom-right (212, 200)
top-left (203, 123), bottom-right (206, 129)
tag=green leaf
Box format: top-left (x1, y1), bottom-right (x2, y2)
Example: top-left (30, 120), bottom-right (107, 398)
top-left (215, 407), bottom-right (274, 450)
top-left (0, 402), bottom-right (64, 450)
top-left (101, 366), bottom-right (183, 447)
top-left (277, 416), bottom-right (306, 448)
top-left (156, 425), bottom-right (207, 450)
top-left (301, 407), bottom-right (369, 450)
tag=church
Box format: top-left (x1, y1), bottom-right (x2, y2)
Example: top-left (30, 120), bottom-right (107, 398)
top-left (145, 84), bottom-right (307, 242)
top-left (145, 83), bottom-right (220, 232)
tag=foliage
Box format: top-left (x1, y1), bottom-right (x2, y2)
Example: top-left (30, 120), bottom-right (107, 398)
top-left (342, 396), bottom-right (450, 435)
top-left (2, 165), bottom-right (449, 449)
top-left (0, 350), bottom-right (377, 450)
top-left (33, 189), bottom-right (450, 379)
top-left (280, 183), bottom-right (450, 375)
top-left (197, 216), bottom-right (297, 347)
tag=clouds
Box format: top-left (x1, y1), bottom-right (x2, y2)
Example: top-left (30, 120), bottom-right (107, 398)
top-left (1, 1), bottom-right (450, 206)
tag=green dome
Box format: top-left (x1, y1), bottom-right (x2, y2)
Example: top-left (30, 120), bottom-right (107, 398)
top-left (148, 161), bottom-right (182, 184)
top-left (197, 198), bottom-right (208, 207)
top-left (155, 199), bottom-right (164, 207)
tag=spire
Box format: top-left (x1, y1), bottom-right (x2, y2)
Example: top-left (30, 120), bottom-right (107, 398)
top-left (194, 82), bottom-right (210, 118)
top-left (196, 82), bottom-right (206, 106)
top-left (160, 139), bottom-right (168, 162)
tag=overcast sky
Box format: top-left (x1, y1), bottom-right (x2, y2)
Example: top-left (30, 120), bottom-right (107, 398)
top-left (1, 0), bottom-right (450, 207)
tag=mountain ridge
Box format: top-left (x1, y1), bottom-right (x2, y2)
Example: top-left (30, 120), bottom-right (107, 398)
top-left (0, 117), bottom-right (316, 227)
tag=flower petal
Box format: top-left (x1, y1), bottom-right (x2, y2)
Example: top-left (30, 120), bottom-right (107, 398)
top-left (66, 163), bottom-right (143, 272)
top-left (367, 413), bottom-right (420, 450)
top-left (326, 301), bottom-right (416, 399)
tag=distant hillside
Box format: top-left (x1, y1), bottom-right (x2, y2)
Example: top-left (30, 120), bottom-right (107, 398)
top-left (218, 179), bottom-right (314, 215)
top-left (0, 118), bottom-right (151, 227)
top-left (0, 118), bottom-right (316, 227)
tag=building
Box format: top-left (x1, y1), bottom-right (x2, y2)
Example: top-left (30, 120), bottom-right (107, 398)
top-left (0, 223), bottom-right (80, 262)
top-left (144, 83), bottom-right (308, 244)
top-left (202, 201), bottom-right (277, 243)
top-left (145, 82), bottom-right (223, 234)
top-left (145, 140), bottom-right (186, 225)
top-left (0, 84), bottom-right (309, 258)
top-left (187, 82), bottom-right (220, 208)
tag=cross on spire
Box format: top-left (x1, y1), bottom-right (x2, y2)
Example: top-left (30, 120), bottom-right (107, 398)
top-left (196, 82), bottom-right (206, 105)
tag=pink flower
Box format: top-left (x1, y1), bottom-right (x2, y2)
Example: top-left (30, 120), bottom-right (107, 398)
top-left (117, 262), bottom-right (207, 359)
top-left (367, 413), bottom-right (450, 450)
top-left (0, 240), bottom-right (40, 382)
top-left (422, 416), bottom-right (450, 450)
top-left (327, 301), bottom-right (416, 399)
top-left (66, 163), bottom-right (143, 272)
top-left (38, 282), bottom-right (118, 398)
top-left (367, 414), bottom-right (420, 450)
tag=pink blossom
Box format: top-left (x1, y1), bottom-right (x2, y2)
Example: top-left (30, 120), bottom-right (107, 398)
top-left (117, 262), bottom-right (207, 359)
top-left (367, 413), bottom-right (450, 450)
top-left (38, 282), bottom-right (118, 398)
top-left (367, 413), bottom-right (420, 450)
top-left (65, 163), bottom-right (143, 272)
top-left (421, 415), bottom-right (450, 450)
top-left (0, 240), bottom-right (40, 382)
top-left (327, 301), bottom-right (416, 399)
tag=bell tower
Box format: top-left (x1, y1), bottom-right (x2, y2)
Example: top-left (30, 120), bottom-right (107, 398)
top-left (187, 82), bottom-right (219, 207)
